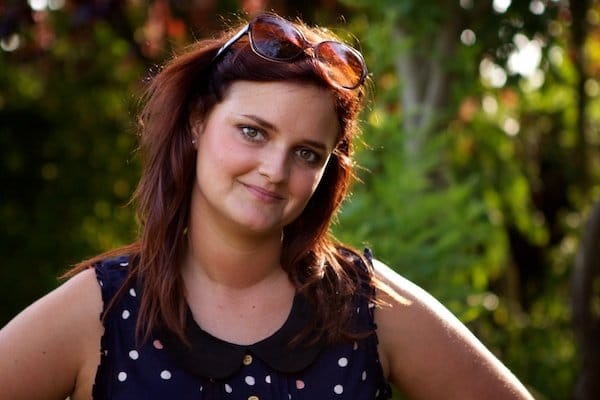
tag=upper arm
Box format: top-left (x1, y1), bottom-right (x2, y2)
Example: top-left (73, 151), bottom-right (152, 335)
top-left (0, 268), bottom-right (103, 400)
top-left (373, 259), bottom-right (533, 400)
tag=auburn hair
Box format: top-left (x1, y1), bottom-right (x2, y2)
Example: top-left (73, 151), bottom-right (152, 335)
top-left (67, 15), bottom-right (373, 346)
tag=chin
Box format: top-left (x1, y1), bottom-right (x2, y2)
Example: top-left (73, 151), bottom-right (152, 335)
top-left (232, 210), bottom-right (298, 236)
top-left (236, 218), bottom-right (280, 236)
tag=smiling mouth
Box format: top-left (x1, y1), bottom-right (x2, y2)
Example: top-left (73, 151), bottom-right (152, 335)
top-left (242, 183), bottom-right (286, 202)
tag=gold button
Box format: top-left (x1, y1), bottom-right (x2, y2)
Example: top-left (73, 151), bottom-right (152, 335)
top-left (243, 354), bottom-right (253, 365)
top-left (248, 396), bottom-right (259, 400)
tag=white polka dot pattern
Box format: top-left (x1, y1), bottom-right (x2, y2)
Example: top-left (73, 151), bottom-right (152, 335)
top-left (334, 384), bottom-right (344, 394)
top-left (160, 370), bottom-right (171, 380)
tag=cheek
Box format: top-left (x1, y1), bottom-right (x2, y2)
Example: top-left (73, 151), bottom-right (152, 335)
top-left (220, 147), bottom-right (256, 175)
top-left (197, 135), bottom-right (240, 173)
top-left (291, 169), bottom-right (327, 199)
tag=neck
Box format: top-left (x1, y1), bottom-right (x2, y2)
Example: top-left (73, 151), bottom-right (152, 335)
top-left (183, 219), bottom-right (286, 290)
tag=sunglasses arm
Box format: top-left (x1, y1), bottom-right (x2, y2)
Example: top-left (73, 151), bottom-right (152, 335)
top-left (214, 24), bottom-right (251, 61)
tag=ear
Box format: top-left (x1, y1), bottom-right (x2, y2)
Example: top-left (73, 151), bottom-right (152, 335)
top-left (191, 120), bottom-right (204, 135)
top-left (189, 116), bottom-right (205, 149)
top-left (191, 123), bottom-right (202, 146)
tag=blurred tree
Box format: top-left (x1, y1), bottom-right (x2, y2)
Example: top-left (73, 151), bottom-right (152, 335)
top-left (573, 201), bottom-right (600, 400)
top-left (570, 0), bottom-right (600, 398)
top-left (332, 0), bottom-right (597, 398)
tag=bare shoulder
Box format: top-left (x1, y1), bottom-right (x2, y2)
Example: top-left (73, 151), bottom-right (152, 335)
top-left (0, 268), bottom-right (103, 400)
top-left (372, 259), bottom-right (534, 400)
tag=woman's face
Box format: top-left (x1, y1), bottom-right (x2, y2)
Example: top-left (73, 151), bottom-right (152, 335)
top-left (191, 80), bottom-right (339, 238)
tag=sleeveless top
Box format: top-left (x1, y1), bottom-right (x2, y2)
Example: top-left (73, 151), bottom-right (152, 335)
top-left (92, 251), bottom-right (392, 399)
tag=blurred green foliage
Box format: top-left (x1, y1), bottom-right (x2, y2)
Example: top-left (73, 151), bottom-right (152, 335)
top-left (330, 1), bottom-right (597, 398)
top-left (1, 24), bottom-right (140, 322)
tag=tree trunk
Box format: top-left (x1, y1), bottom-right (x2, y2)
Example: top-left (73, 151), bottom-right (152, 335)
top-left (572, 201), bottom-right (600, 400)
top-left (393, 13), bottom-right (460, 159)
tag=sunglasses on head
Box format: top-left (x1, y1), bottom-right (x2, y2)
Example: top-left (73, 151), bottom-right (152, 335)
top-left (213, 13), bottom-right (368, 90)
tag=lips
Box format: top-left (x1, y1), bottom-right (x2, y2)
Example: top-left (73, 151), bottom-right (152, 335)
top-left (242, 183), bottom-right (286, 202)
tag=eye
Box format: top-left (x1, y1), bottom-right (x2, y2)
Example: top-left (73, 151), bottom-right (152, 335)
top-left (240, 126), bottom-right (265, 142)
top-left (295, 147), bottom-right (321, 164)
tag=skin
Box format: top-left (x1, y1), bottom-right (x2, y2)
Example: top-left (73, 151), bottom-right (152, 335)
top-left (189, 81), bottom-right (338, 243)
top-left (0, 80), bottom-right (534, 400)
top-left (375, 260), bottom-right (534, 399)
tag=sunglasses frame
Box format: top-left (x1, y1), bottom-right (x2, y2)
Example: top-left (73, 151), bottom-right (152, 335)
top-left (213, 14), bottom-right (367, 90)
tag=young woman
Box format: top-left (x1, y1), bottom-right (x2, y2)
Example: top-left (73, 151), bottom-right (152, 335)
top-left (0, 12), bottom-right (534, 399)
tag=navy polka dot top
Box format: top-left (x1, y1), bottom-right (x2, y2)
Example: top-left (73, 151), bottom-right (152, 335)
top-left (92, 252), bottom-right (392, 399)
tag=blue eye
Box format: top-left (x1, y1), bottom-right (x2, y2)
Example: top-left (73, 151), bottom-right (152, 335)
top-left (296, 148), bottom-right (321, 164)
top-left (240, 126), bottom-right (265, 141)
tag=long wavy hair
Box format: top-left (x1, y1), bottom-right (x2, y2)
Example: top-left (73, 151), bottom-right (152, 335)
top-left (68, 14), bottom-right (373, 346)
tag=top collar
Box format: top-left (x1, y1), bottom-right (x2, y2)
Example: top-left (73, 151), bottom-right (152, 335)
top-left (158, 294), bottom-right (325, 380)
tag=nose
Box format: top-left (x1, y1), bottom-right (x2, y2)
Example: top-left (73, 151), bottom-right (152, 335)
top-left (258, 147), bottom-right (290, 183)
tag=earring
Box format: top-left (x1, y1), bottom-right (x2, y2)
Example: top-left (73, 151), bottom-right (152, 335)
top-left (191, 138), bottom-right (196, 146)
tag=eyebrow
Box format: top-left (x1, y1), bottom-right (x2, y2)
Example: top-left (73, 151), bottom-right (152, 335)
top-left (241, 114), bottom-right (277, 131)
top-left (240, 114), bottom-right (330, 152)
